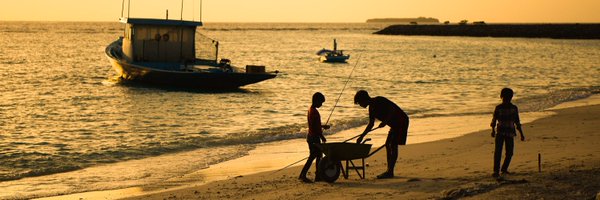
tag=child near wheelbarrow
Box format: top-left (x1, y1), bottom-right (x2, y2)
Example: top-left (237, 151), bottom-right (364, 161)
top-left (354, 90), bottom-right (409, 179)
top-left (299, 92), bottom-right (330, 183)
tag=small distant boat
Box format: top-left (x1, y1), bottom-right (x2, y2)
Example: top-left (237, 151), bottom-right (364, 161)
top-left (105, 1), bottom-right (277, 89)
top-left (316, 39), bottom-right (350, 63)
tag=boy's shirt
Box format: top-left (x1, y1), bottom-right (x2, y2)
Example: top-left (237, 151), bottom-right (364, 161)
top-left (307, 106), bottom-right (323, 137)
top-left (492, 103), bottom-right (521, 137)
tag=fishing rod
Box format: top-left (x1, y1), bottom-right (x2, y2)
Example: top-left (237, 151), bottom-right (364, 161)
top-left (272, 157), bottom-right (308, 175)
top-left (324, 54), bottom-right (362, 125)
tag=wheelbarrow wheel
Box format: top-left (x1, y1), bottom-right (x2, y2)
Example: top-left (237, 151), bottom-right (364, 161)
top-left (318, 156), bottom-right (341, 183)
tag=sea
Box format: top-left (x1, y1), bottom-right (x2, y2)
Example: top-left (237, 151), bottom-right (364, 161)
top-left (0, 21), bottom-right (599, 199)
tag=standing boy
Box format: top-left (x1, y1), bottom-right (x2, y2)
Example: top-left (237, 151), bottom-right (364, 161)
top-left (299, 92), bottom-right (330, 183)
top-left (491, 88), bottom-right (525, 178)
top-left (354, 90), bottom-right (409, 179)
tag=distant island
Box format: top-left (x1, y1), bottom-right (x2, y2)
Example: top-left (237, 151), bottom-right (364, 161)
top-left (373, 23), bottom-right (600, 39)
top-left (367, 17), bottom-right (440, 24)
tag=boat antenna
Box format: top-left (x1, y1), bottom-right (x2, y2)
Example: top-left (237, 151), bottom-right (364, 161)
top-left (127, 0), bottom-right (131, 18)
top-left (324, 54), bottom-right (362, 125)
top-left (199, 0), bottom-right (203, 22)
top-left (180, 0), bottom-right (184, 20)
top-left (192, 0), bottom-right (195, 21)
top-left (120, 0), bottom-right (125, 18)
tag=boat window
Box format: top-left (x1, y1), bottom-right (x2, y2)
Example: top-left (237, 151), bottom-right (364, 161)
top-left (129, 25), bottom-right (198, 62)
top-left (138, 26), bottom-right (192, 42)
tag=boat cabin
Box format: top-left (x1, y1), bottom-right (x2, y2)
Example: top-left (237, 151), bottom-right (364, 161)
top-left (120, 18), bottom-right (203, 63)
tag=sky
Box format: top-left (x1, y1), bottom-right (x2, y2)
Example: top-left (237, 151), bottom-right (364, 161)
top-left (2, 0), bottom-right (600, 23)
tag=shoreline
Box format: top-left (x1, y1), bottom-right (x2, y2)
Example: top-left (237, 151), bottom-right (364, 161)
top-left (8, 109), bottom-right (551, 200)
top-left (36, 95), bottom-right (600, 200)
top-left (374, 24), bottom-right (600, 39)
top-left (123, 95), bottom-right (599, 200)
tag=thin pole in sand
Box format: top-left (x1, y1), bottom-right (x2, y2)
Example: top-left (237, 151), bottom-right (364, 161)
top-left (538, 153), bottom-right (542, 172)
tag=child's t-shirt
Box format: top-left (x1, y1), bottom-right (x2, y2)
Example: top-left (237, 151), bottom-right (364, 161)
top-left (492, 103), bottom-right (521, 136)
top-left (307, 106), bottom-right (323, 138)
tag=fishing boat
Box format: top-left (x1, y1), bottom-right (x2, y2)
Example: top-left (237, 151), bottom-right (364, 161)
top-left (316, 39), bottom-right (350, 63)
top-left (105, 1), bottom-right (277, 89)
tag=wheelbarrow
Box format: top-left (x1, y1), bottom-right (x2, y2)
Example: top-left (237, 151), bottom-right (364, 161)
top-left (316, 139), bottom-right (385, 183)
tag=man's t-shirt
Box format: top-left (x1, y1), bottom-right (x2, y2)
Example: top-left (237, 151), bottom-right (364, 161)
top-left (369, 96), bottom-right (409, 145)
top-left (369, 96), bottom-right (408, 129)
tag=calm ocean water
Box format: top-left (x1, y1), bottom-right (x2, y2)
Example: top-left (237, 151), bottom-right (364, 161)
top-left (0, 21), bottom-right (599, 198)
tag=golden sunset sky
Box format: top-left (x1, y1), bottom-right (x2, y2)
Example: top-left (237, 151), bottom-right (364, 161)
top-left (2, 0), bottom-right (600, 23)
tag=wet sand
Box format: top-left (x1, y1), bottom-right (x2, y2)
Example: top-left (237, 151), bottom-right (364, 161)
top-left (114, 96), bottom-right (600, 200)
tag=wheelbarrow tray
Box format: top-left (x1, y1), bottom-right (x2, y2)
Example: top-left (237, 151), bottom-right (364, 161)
top-left (318, 142), bottom-right (372, 161)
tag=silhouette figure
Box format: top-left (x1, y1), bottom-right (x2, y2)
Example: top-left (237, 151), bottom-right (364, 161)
top-left (354, 90), bottom-right (409, 179)
top-left (299, 92), bottom-right (330, 183)
top-left (491, 88), bottom-right (525, 178)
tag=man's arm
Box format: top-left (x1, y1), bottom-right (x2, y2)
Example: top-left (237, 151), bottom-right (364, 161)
top-left (357, 116), bottom-right (375, 143)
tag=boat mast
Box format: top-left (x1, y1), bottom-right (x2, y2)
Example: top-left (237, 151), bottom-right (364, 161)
top-left (180, 0), bottom-right (184, 20)
top-left (189, 0), bottom-right (203, 22)
top-left (334, 39), bottom-right (337, 51)
top-left (121, 0), bottom-right (126, 36)
top-left (121, 0), bottom-right (125, 18)
top-left (180, 0), bottom-right (185, 62)
top-left (127, 0), bottom-right (131, 18)
top-left (121, 0), bottom-right (202, 22)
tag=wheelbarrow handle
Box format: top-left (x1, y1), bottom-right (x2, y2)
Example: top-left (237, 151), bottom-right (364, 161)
top-left (343, 127), bottom-right (380, 143)
top-left (361, 138), bottom-right (371, 144)
top-left (367, 144), bottom-right (386, 157)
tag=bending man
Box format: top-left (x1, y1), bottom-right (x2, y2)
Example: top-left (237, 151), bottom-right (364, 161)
top-left (354, 90), bottom-right (409, 179)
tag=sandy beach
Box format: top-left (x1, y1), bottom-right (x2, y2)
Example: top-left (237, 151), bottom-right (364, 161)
top-left (94, 95), bottom-right (599, 200)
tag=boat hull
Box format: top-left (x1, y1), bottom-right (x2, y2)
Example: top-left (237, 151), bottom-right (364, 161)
top-left (320, 55), bottom-right (350, 63)
top-left (105, 39), bottom-right (276, 89)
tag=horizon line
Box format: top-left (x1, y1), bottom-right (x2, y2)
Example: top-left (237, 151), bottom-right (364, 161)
top-left (2, 19), bottom-right (600, 24)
